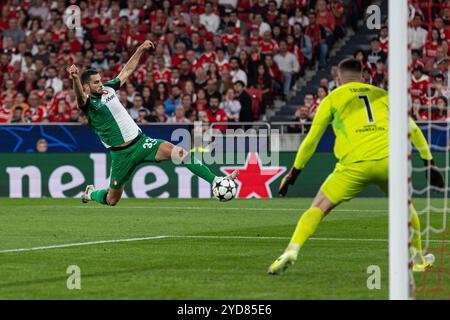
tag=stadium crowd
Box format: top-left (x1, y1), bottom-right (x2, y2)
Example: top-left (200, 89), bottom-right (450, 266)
top-left (289, 0), bottom-right (450, 134)
top-left (0, 0), bottom-right (365, 125)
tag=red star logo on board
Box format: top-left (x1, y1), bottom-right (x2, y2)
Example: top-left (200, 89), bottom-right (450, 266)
top-left (221, 152), bottom-right (286, 199)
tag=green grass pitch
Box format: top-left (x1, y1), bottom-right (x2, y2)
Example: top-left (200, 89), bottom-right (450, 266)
top-left (0, 198), bottom-right (448, 299)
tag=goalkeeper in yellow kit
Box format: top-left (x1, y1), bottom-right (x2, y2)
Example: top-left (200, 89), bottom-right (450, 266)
top-left (268, 58), bottom-right (444, 275)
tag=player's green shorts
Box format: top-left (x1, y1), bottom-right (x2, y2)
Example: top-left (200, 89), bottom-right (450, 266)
top-left (109, 133), bottom-right (165, 189)
top-left (320, 157), bottom-right (388, 205)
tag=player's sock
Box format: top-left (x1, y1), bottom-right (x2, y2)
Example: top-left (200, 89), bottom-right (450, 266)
top-left (287, 207), bottom-right (325, 254)
top-left (90, 189), bottom-right (108, 205)
top-left (183, 153), bottom-right (216, 184)
top-left (409, 204), bottom-right (424, 264)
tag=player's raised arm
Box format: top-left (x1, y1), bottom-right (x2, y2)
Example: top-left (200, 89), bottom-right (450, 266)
top-left (410, 118), bottom-right (444, 188)
top-left (69, 64), bottom-right (87, 108)
top-left (117, 40), bottom-right (155, 86)
top-left (279, 97), bottom-right (332, 196)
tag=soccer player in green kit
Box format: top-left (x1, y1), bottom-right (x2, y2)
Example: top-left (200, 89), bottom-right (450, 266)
top-left (268, 58), bottom-right (444, 275)
top-left (69, 40), bottom-right (237, 206)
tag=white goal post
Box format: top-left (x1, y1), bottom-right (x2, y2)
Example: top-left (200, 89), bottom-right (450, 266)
top-left (388, 0), bottom-right (410, 300)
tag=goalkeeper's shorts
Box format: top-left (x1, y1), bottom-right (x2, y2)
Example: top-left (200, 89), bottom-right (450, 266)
top-left (109, 134), bottom-right (165, 189)
top-left (320, 157), bottom-right (388, 205)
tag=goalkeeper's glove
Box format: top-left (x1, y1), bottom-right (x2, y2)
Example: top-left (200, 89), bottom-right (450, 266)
top-left (423, 159), bottom-right (445, 189)
top-left (278, 167), bottom-right (302, 197)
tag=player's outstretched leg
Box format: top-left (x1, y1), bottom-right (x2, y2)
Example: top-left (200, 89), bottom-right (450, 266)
top-left (410, 204), bottom-right (435, 272)
top-left (155, 141), bottom-right (238, 186)
top-left (82, 186), bottom-right (123, 206)
top-left (268, 191), bottom-right (333, 275)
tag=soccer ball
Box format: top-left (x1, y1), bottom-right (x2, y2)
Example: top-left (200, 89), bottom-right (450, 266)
top-left (212, 177), bottom-right (237, 202)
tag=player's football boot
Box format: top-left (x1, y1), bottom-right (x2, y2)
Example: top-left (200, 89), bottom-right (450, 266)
top-left (267, 250), bottom-right (297, 275)
top-left (81, 185), bottom-right (95, 203)
top-left (413, 253), bottom-right (435, 272)
top-left (213, 170), bottom-right (239, 185)
top-left (226, 169), bottom-right (239, 180)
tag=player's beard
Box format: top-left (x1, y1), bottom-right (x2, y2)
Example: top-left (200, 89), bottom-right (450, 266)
top-left (90, 91), bottom-right (102, 99)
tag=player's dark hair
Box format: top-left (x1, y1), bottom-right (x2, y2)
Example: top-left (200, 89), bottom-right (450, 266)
top-left (81, 69), bottom-right (99, 85)
top-left (338, 58), bottom-right (363, 75)
top-left (411, 49), bottom-right (423, 57)
top-left (437, 96), bottom-right (448, 105)
top-left (209, 93), bottom-right (221, 102)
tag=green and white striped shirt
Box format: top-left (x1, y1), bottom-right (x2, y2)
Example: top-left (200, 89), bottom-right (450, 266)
top-left (80, 78), bottom-right (140, 148)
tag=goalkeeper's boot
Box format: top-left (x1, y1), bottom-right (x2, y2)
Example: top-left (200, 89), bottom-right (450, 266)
top-left (413, 253), bottom-right (435, 272)
top-left (267, 250), bottom-right (297, 275)
top-left (81, 185), bottom-right (95, 203)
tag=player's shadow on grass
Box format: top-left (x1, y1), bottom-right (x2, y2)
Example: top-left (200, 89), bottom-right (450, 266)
top-left (0, 267), bottom-right (156, 290)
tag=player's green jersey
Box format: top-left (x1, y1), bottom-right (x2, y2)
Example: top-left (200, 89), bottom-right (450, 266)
top-left (79, 78), bottom-right (140, 148)
top-left (293, 82), bottom-right (432, 169)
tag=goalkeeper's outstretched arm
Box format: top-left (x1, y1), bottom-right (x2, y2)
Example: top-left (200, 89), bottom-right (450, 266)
top-left (410, 118), bottom-right (432, 160)
top-left (279, 98), bottom-right (332, 196)
top-left (410, 118), bottom-right (444, 188)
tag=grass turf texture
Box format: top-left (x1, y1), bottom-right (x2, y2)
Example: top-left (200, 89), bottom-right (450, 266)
top-left (0, 198), bottom-right (448, 299)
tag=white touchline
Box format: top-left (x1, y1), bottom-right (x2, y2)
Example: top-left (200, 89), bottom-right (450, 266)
top-left (0, 235), bottom-right (448, 254)
top-left (0, 236), bottom-right (168, 254)
top-left (33, 205), bottom-right (389, 213)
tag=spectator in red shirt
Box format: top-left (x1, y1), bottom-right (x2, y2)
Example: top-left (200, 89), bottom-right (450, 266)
top-left (83, 7), bottom-right (101, 40)
top-left (198, 39), bottom-right (218, 71)
top-left (153, 56), bottom-right (172, 84)
top-left (206, 94), bottom-right (227, 131)
top-left (0, 95), bottom-right (14, 123)
top-left (221, 22), bottom-right (239, 47)
top-left (266, 1), bottom-right (279, 25)
top-left (215, 48), bottom-right (230, 74)
top-left (378, 25), bottom-right (389, 54)
top-left (259, 30), bottom-right (279, 56)
top-left (1, 79), bottom-right (17, 101)
top-left (195, 88), bottom-right (208, 112)
top-left (331, 0), bottom-right (345, 38)
top-left (264, 54), bottom-right (283, 96)
top-left (424, 28), bottom-right (444, 62)
top-left (49, 98), bottom-right (71, 123)
top-left (171, 42), bottom-right (187, 68)
top-left (316, 0), bottom-right (335, 35)
top-left (24, 93), bottom-right (48, 123)
top-left (411, 97), bottom-right (426, 121)
top-left (429, 16), bottom-right (450, 45)
top-left (411, 66), bottom-right (431, 100)
top-left (305, 9), bottom-right (329, 69)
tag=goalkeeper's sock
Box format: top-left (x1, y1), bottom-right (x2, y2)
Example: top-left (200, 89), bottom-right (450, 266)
top-left (183, 153), bottom-right (216, 184)
top-left (286, 207), bottom-right (325, 254)
top-left (409, 204), bottom-right (424, 264)
top-left (90, 189), bottom-right (109, 205)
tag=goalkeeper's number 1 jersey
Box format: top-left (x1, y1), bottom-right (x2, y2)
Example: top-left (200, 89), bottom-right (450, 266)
top-left (295, 82), bottom-right (390, 169)
top-left (79, 78), bottom-right (140, 148)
